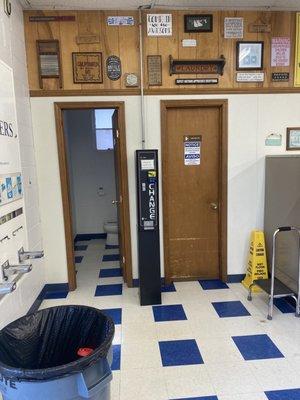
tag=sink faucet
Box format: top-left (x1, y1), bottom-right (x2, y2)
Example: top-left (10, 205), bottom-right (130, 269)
top-left (0, 282), bottom-right (16, 295)
top-left (18, 248), bottom-right (44, 263)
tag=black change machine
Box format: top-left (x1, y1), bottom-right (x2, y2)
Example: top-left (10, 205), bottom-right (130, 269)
top-left (136, 150), bottom-right (162, 306)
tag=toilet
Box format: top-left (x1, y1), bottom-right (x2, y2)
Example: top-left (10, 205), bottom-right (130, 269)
top-left (103, 221), bottom-right (119, 246)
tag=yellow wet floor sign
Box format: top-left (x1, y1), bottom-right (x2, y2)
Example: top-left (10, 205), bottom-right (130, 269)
top-left (242, 230), bottom-right (268, 292)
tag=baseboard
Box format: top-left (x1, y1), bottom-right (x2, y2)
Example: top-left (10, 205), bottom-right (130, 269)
top-left (74, 233), bottom-right (107, 242)
top-left (227, 274), bottom-right (246, 283)
top-left (27, 283), bottom-right (69, 315)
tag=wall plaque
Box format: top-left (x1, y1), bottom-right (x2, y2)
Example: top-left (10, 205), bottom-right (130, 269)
top-left (125, 73), bottom-right (139, 87)
top-left (169, 55), bottom-right (226, 76)
top-left (271, 37), bottom-right (290, 67)
top-left (236, 72), bottom-right (264, 82)
top-left (147, 55), bottom-right (162, 86)
top-left (106, 55), bottom-right (122, 81)
top-left (76, 35), bottom-right (100, 44)
top-left (176, 78), bottom-right (218, 85)
top-left (147, 14), bottom-right (172, 36)
top-left (107, 16), bottom-right (134, 26)
top-left (224, 17), bottom-right (244, 39)
top-left (30, 15), bottom-right (75, 22)
top-left (272, 72), bottom-right (290, 82)
top-left (37, 40), bottom-right (62, 89)
top-left (184, 14), bottom-right (213, 33)
top-left (72, 52), bottom-right (103, 83)
top-left (248, 21), bottom-right (271, 33)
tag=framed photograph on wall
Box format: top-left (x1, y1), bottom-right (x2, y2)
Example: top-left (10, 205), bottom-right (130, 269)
top-left (286, 127), bottom-right (300, 150)
top-left (236, 41), bottom-right (264, 70)
top-left (184, 14), bottom-right (213, 33)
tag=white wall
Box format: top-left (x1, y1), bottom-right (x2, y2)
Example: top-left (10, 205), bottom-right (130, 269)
top-left (0, 1), bottom-right (45, 328)
top-left (30, 94), bottom-right (300, 283)
top-left (64, 109), bottom-right (117, 235)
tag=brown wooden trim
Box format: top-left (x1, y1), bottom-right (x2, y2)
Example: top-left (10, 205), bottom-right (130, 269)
top-left (54, 101), bottom-right (133, 290)
top-left (161, 99), bottom-right (228, 283)
top-left (31, 87), bottom-right (300, 97)
top-left (30, 89), bottom-right (140, 97)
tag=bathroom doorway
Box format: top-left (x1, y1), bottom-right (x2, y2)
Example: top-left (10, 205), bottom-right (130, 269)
top-left (54, 102), bottom-right (132, 291)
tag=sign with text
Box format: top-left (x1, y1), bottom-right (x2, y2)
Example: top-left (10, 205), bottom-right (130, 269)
top-left (0, 61), bottom-right (21, 178)
top-left (271, 37), bottom-right (290, 67)
top-left (236, 72), bottom-right (264, 82)
top-left (224, 17), bottom-right (244, 39)
top-left (184, 135), bottom-right (202, 166)
top-left (107, 16), bottom-right (135, 26)
top-left (147, 14), bottom-right (172, 36)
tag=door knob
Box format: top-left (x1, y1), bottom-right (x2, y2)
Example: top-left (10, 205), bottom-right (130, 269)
top-left (112, 200), bottom-right (119, 205)
top-left (210, 202), bottom-right (218, 210)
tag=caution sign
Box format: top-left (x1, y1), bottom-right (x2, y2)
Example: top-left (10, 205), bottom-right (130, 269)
top-left (184, 135), bottom-right (202, 166)
top-left (242, 231), bottom-right (268, 292)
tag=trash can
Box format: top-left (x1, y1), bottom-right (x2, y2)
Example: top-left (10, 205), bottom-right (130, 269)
top-left (0, 305), bottom-right (115, 400)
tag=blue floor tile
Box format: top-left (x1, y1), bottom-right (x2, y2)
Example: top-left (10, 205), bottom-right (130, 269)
top-left (74, 245), bottom-right (88, 251)
top-left (95, 284), bottom-right (123, 297)
top-left (162, 283), bottom-right (176, 292)
top-left (44, 291), bottom-right (69, 299)
top-left (232, 334), bottom-right (284, 361)
top-left (111, 344), bottom-right (121, 371)
top-left (75, 256), bottom-right (83, 264)
top-left (99, 268), bottom-right (122, 278)
top-left (159, 339), bottom-right (204, 367)
top-left (101, 308), bottom-right (122, 325)
top-left (265, 388), bottom-right (300, 400)
top-left (274, 298), bottom-right (296, 314)
top-left (171, 397), bottom-right (218, 400)
top-left (102, 254), bottom-right (120, 262)
top-left (105, 244), bottom-right (119, 249)
top-left (199, 279), bottom-right (229, 290)
top-left (212, 301), bottom-right (251, 318)
top-left (153, 304), bottom-right (187, 322)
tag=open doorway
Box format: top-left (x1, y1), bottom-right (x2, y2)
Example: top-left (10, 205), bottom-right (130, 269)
top-left (54, 102), bottom-right (132, 291)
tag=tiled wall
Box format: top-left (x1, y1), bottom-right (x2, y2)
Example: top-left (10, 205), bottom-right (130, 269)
top-left (0, 1), bottom-right (45, 328)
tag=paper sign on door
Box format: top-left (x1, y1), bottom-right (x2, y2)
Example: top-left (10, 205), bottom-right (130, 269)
top-left (184, 135), bottom-right (202, 166)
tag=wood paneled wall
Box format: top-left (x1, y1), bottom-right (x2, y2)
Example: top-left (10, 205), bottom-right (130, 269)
top-left (24, 9), bottom-right (298, 95)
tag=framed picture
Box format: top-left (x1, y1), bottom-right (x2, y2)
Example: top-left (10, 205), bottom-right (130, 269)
top-left (72, 52), bottom-right (103, 84)
top-left (236, 41), bottom-right (264, 70)
top-left (184, 14), bottom-right (213, 33)
top-left (286, 127), bottom-right (300, 150)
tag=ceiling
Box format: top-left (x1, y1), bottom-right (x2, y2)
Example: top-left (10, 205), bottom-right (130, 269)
top-left (19, 0), bottom-right (300, 11)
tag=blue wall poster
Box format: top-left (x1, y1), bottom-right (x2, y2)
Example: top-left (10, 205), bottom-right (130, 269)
top-left (0, 173), bottom-right (23, 206)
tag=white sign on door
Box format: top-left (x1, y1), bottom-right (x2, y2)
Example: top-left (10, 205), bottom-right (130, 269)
top-left (184, 135), bottom-right (201, 166)
top-left (147, 14), bottom-right (172, 36)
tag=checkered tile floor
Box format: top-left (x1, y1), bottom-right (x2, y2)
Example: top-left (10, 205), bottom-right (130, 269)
top-left (39, 239), bottom-right (300, 400)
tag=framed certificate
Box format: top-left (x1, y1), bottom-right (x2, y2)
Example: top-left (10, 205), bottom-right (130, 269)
top-left (286, 127), bottom-right (300, 150)
top-left (236, 41), bottom-right (264, 70)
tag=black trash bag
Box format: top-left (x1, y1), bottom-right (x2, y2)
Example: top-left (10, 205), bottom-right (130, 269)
top-left (0, 305), bottom-right (114, 381)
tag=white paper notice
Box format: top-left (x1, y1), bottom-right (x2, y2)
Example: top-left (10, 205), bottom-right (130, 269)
top-left (224, 18), bottom-right (244, 39)
top-left (147, 14), bottom-right (172, 36)
top-left (271, 37), bottom-right (290, 67)
top-left (184, 136), bottom-right (201, 166)
top-left (236, 72), bottom-right (265, 82)
top-left (141, 159), bottom-right (155, 170)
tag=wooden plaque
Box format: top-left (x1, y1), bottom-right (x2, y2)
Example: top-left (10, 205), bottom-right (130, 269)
top-left (72, 52), bottom-right (103, 84)
top-left (169, 55), bottom-right (226, 76)
top-left (248, 22), bottom-right (271, 33)
top-left (36, 40), bottom-right (62, 89)
top-left (147, 55), bottom-right (162, 86)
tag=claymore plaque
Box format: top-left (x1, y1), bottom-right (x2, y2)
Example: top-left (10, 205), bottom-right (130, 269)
top-left (169, 55), bottom-right (226, 76)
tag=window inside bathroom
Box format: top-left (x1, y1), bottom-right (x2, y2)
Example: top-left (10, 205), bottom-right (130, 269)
top-left (94, 109), bottom-right (115, 150)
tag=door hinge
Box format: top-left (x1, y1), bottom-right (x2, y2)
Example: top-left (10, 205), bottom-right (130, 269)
top-left (116, 129), bottom-right (120, 138)
top-left (122, 256), bottom-right (125, 264)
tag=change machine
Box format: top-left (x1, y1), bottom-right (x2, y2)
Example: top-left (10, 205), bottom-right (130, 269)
top-left (136, 150), bottom-right (162, 306)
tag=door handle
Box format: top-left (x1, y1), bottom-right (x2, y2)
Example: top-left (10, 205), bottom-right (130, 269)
top-left (210, 202), bottom-right (218, 210)
top-left (112, 200), bottom-right (119, 205)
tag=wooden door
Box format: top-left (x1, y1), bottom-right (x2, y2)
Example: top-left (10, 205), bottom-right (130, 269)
top-left (112, 110), bottom-right (127, 282)
top-left (162, 100), bottom-right (227, 282)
